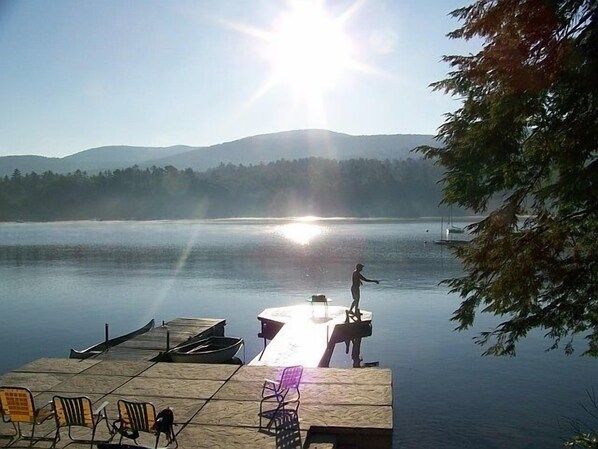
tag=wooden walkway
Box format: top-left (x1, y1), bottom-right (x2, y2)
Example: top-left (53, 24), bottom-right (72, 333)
top-left (94, 317), bottom-right (226, 361)
top-left (251, 305), bottom-right (372, 367)
top-left (0, 358), bottom-right (392, 449)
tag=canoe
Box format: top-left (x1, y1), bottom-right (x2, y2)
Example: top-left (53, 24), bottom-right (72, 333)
top-left (69, 319), bottom-right (155, 359)
top-left (168, 336), bottom-right (244, 364)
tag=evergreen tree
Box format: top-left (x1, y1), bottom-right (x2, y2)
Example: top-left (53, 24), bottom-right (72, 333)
top-left (420, 0), bottom-right (598, 355)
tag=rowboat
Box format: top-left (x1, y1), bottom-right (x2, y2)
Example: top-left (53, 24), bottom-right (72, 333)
top-left (69, 319), bottom-right (155, 359)
top-left (168, 336), bottom-right (244, 363)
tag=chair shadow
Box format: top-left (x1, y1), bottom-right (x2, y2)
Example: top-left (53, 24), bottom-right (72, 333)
top-left (258, 408), bottom-right (302, 449)
top-left (0, 432), bottom-right (56, 448)
top-left (0, 435), bottom-right (16, 448)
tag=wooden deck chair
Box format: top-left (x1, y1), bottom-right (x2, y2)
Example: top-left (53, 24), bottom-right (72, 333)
top-left (114, 400), bottom-right (177, 448)
top-left (0, 386), bottom-right (54, 444)
top-left (259, 365), bottom-right (303, 429)
top-left (52, 395), bottom-right (111, 448)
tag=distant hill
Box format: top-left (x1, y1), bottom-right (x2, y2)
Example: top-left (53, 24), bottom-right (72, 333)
top-left (0, 155), bottom-right (64, 176)
top-left (62, 145), bottom-right (196, 170)
top-left (0, 145), bottom-right (194, 177)
top-left (145, 129), bottom-right (438, 171)
top-left (0, 130), bottom-right (439, 177)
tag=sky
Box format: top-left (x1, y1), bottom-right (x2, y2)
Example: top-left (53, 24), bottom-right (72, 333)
top-left (0, 0), bottom-right (479, 158)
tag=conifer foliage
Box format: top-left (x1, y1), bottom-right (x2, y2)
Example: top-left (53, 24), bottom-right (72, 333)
top-left (420, 0), bottom-right (598, 355)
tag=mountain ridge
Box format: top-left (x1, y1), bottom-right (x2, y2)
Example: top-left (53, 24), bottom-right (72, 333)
top-left (0, 129), bottom-right (438, 177)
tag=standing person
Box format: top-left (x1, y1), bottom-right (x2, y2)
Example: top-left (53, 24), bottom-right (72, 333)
top-left (349, 263), bottom-right (379, 316)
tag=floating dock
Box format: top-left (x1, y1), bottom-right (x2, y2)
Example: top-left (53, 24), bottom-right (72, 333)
top-left (81, 317), bottom-right (226, 361)
top-left (252, 304), bottom-right (373, 367)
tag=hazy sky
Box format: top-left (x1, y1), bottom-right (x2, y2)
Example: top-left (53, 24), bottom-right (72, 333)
top-left (0, 0), bottom-right (479, 157)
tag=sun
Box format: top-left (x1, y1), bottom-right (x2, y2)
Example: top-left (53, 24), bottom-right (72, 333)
top-left (225, 1), bottom-right (364, 99)
top-left (264, 1), bottom-right (354, 97)
top-left (222, 0), bottom-right (371, 122)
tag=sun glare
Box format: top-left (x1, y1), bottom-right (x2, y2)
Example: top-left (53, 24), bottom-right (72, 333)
top-left (223, 0), bottom-right (373, 125)
top-left (223, 0), bottom-right (372, 111)
top-left (265, 2), bottom-right (354, 97)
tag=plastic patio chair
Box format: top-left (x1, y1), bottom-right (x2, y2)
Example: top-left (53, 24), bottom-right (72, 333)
top-left (52, 395), bottom-right (112, 448)
top-left (0, 386), bottom-right (54, 444)
top-left (259, 365), bottom-right (303, 428)
top-left (113, 399), bottom-right (177, 448)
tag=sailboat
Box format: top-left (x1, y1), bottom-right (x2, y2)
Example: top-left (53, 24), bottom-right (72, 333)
top-left (435, 208), bottom-right (468, 245)
top-left (447, 205), bottom-right (465, 233)
top-left (447, 224), bottom-right (465, 235)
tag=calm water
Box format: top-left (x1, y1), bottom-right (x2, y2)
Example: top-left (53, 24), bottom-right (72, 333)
top-left (1, 219), bottom-right (596, 448)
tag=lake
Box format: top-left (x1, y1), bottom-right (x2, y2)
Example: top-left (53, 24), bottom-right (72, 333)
top-left (1, 219), bottom-right (596, 448)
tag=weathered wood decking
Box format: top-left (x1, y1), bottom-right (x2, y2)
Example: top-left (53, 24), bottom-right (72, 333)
top-left (0, 358), bottom-right (393, 449)
top-left (251, 305), bottom-right (373, 367)
top-left (91, 318), bottom-right (226, 361)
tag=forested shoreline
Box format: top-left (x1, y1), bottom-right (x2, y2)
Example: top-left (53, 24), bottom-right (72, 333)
top-left (0, 157), bottom-right (449, 221)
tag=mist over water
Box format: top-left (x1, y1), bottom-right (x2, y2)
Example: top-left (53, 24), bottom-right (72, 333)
top-left (1, 219), bottom-right (596, 448)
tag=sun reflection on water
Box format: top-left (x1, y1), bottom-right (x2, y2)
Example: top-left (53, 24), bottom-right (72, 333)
top-left (278, 222), bottom-right (323, 245)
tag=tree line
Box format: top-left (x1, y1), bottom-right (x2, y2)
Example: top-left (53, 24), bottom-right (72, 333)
top-left (0, 158), bottom-right (448, 221)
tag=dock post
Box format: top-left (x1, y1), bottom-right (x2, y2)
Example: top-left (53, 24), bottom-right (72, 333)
top-left (166, 329), bottom-right (170, 351)
top-left (105, 323), bottom-right (109, 344)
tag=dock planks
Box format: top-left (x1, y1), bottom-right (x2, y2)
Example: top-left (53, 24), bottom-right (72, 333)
top-left (96, 317), bottom-right (226, 361)
top-left (1, 312), bottom-right (392, 448)
top-left (250, 305), bottom-right (372, 367)
top-left (251, 320), bottom-right (331, 367)
top-left (0, 358), bottom-right (392, 448)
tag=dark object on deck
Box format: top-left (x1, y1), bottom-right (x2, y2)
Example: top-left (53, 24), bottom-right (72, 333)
top-left (113, 400), bottom-right (177, 448)
top-left (69, 319), bottom-right (155, 359)
top-left (167, 336), bottom-right (244, 363)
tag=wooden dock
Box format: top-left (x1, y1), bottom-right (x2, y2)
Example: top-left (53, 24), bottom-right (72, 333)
top-left (88, 317), bottom-right (226, 361)
top-left (251, 305), bottom-right (373, 367)
top-left (1, 313), bottom-right (393, 448)
top-left (0, 358), bottom-right (392, 448)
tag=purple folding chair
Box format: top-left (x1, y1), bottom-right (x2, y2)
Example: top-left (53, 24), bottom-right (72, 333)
top-left (259, 365), bottom-right (303, 429)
